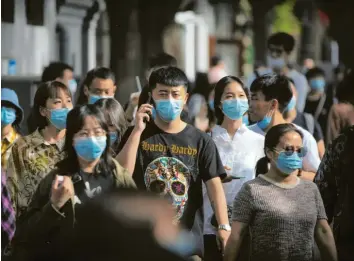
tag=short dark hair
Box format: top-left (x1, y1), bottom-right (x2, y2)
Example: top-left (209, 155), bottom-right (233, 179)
top-left (76, 67), bottom-right (116, 105)
top-left (149, 66), bottom-right (188, 90)
top-left (256, 123), bottom-right (303, 175)
top-left (250, 74), bottom-right (293, 112)
top-left (214, 76), bottom-right (247, 124)
top-left (336, 70), bottom-right (354, 104)
top-left (148, 53), bottom-right (177, 70)
top-left (56, 104), bottom-right (114, 175)
top-left (305, 67), bottom-right (325, 80)
top-left (28, 81), bottom-right (72, 133)
top-left (41, 62), bottom-right (73, 82)
top-left (210, 56), bottom-right (222, 67)
top-left (267, 32), bottom-right (295, 54)
top-left (95, 98), bottom-right (128, 146)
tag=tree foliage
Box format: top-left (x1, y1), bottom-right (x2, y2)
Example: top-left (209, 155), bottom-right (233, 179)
top-left (272, 0), bottom-right (301, 35)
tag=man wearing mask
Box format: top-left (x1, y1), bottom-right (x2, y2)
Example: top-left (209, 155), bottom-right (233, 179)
top-left (247, 32), bottom-right (309, 112)
top-left (117, 66), bottom-right (230, 259)
top-left (41, 62), bottom-right (77, 96)
top-left (248, 74), bottom-right (321, 181)
top-left (304, 67), bottom-right (332, 143)
top-left (76, 67), bottom-right (116, 105)
top-left (125, 52), bottom-right (178, 124)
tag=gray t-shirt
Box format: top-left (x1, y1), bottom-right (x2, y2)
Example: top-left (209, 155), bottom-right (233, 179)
top-left (232, 175), bottom-right (327, 261)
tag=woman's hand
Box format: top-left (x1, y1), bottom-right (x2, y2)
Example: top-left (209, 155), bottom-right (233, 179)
top-left (50, 175), bottom-right (75, 210)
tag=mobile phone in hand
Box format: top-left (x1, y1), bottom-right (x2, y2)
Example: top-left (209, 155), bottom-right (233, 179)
top-left (144, 92), bottom-right (152, 123)
top-left (57, 175), bottom-right (64, 187)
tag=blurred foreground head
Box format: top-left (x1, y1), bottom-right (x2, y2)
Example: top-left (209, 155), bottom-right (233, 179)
top-left (63, 189), bottom-right (189, 261)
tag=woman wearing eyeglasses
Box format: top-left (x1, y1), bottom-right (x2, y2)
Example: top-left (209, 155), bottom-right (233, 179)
top-left (12, 105), bottom-right (136, 261)
top-left (224, 124), bottom-right (338, 261)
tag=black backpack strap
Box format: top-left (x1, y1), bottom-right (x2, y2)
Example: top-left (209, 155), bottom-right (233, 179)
top-left (314, 94), bottom-right (327, 121)
top-left (254, 69), bottom-right (260, 78)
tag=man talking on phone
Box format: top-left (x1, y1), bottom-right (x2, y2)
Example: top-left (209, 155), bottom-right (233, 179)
top-left (117, 67), bottom-right (230, 260)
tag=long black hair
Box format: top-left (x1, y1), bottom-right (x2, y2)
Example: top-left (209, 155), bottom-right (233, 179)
top-left (214, 76), bottom-right (247, 125)
top-left (27, 81), bottom-right (72, 133)
top-left (56, 104), bottom-right (114, 175)
top-left (95, 98), bottom-right (128, 146)
top-left (76, 67), bottom-right (116, 105)
top-left (255, 123), bottom-right (303, 176)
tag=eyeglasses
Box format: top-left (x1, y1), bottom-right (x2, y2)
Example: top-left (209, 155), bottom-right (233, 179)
top-left (75, 128), bottom-right (106, 138)
top-left (273, 146), bottom-right (307, 158)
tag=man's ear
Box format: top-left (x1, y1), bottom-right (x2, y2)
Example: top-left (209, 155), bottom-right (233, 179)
top-left (271, 99), bottom-right (279, 111)
top-left (113, 85), bottom-right (117, 93)
top-left (184, 92), bottom-right (189, 104)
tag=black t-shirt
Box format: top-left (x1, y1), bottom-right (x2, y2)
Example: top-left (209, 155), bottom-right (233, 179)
top-left (304, 95), bottom-right (333, 140)
top-left (293, 111), bottom-right (324, 142)
top-left (118, 122), bottom-right (226, 229)
top-left (73, 171), bottom-right (115, 206)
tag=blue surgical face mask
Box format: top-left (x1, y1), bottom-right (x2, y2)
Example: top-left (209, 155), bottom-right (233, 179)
top-left (222, 99), bottom-right (249, 120)
top-left (285, 96), bottom-right (296, 112)
top-left (68, 79), bottom-right (77, 94)
top-left (109, 132), bottom-right (118, 145)
top-left (160, 230), bottom-right (197, 257)
top-left (48, 108), bottom-right (70, 130)
top-left (257, 115), bottom-right (272, 130)
top-left (151, 107), bottom-right (156, 120)
top-left (88, 95), bottom-right (114, 105)
top-left (74, 136), bottom-right (107, 162)
top-left (208, 99), bottom-right (214, 110)
top-left (155, 99), bottom-right (184, 122)
top-left (1, 107), bottom-right (17, 126)
top-left (275, 151), bottom-right (303, 175)
top-left (309, 79), bottom-right (325, 91)
top-left (242, 114), bottom-right (249, 126)
top-left (268, 56), bottom-right (286, 70)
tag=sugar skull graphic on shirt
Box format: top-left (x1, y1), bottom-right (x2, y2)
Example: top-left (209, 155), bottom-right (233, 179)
top-left (144, 156), bottom-right (191, 223)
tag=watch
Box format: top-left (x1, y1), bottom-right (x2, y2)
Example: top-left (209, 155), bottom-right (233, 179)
top-left (218, 224), bottom-right (231, 231)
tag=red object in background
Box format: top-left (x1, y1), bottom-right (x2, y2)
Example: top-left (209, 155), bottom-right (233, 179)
top-left (318, 9), bottom-right (329, 26)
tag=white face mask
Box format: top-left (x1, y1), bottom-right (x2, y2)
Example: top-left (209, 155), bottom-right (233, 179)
top-left (267, 56), bottom-right (286, 70)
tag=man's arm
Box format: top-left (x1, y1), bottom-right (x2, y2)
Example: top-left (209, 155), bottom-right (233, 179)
top-left (294, 74), bottom-right (308, 112)
top-left (116, 104), bottom-right (152, 175)
top-left (205, 177), bottom-right (230, 250)
top-left (317, 140), bottom-right (325, 159)
top-left (116, 129), bottom-right (142, 175)
top-left (301, 130), bottom-right (321, 181)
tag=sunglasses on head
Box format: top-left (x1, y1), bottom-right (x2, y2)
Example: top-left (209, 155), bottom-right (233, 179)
top-left (274, 146), bottom-right (307, 158)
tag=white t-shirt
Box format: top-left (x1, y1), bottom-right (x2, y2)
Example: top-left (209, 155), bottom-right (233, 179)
top-left (203, 125), bottom-right (264, 235)
top-left (248, 123), bottom-right (320, 172)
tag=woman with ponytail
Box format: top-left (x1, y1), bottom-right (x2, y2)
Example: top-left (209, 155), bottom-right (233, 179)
top-left (202, 76), bottom-right (264, 261)
top-left (224, 123), bottom-right (338, 261)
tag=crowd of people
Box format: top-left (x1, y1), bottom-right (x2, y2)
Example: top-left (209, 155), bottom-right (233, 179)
top-left (1, 31), bottom-right (354, 261)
